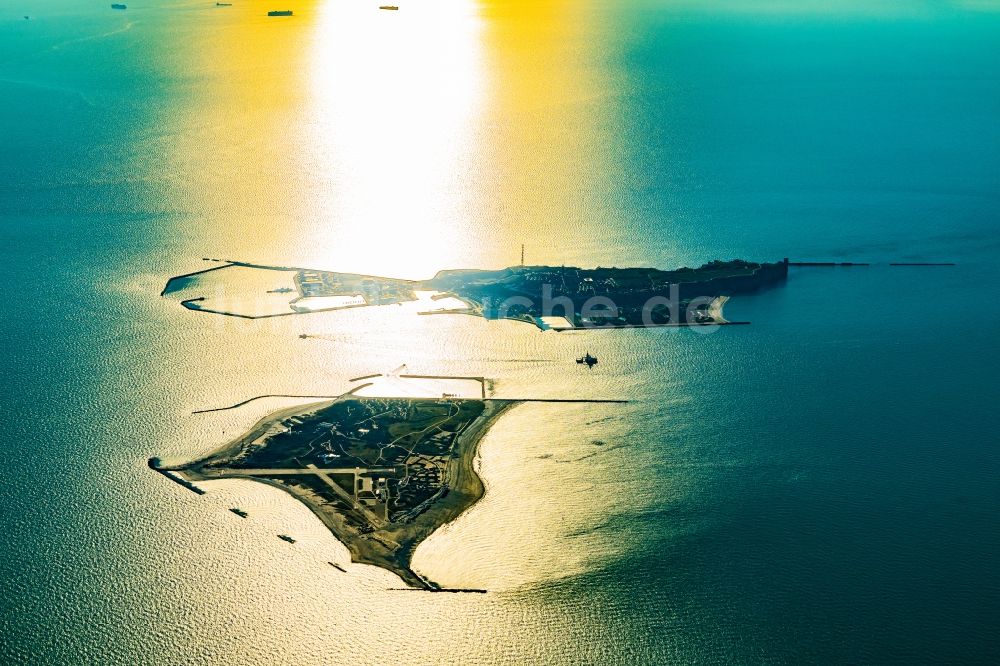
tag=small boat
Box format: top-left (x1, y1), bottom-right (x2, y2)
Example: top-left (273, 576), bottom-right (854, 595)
top-left (267, 9), bottom-right (293, 16)
top-left (111, 3), bottom-right (127, 9)
top-left (576, 352), bottom-right (598, 368)
top-left (379, 5), bottom-right (399, 9)
top-left (277, 534), bottom-right (296, 544)
top-left (229, 507), bottom-right (248, 518)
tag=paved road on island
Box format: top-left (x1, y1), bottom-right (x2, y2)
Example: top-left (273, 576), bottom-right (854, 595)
top-left (219, 467), bottom-right (397, 476)
top-left (309, 465), bottom-right (388, 527)
top-left (214, 465), bottom-right (391, 527)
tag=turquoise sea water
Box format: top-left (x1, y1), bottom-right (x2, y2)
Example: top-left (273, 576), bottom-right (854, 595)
top-left (2, 1), bottom-right (999, 663)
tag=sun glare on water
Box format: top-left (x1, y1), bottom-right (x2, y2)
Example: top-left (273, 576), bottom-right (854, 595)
top-left (305, 1), bottom-right (486, 278)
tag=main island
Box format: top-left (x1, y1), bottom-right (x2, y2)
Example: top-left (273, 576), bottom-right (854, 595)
top-left (161, 258), bottom-right (790, 327)
top-left (153, 395), bottom-right (516, 590)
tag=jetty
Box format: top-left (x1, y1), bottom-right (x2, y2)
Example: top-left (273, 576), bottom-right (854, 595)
top-left (890, 262), bottom-right (955, 266)
top-left (148, 457), bottom-right (205, 495)
top-left (788, 260), bottom-right (955, 267)
top-left (387, 587), bottom-right (488, 594)
top-left (787, 261), bottom-right (870, 267)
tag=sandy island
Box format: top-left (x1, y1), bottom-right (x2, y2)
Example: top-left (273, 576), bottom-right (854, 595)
top-left (158, 398), bottom-right (517, 590)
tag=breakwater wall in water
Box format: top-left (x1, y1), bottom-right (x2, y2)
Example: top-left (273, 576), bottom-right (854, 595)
top-left (148, 457), bottom-right (205, 495)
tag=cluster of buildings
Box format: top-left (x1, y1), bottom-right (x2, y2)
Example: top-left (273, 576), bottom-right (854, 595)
top-left (295, 269), bottom-right (360, 298)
